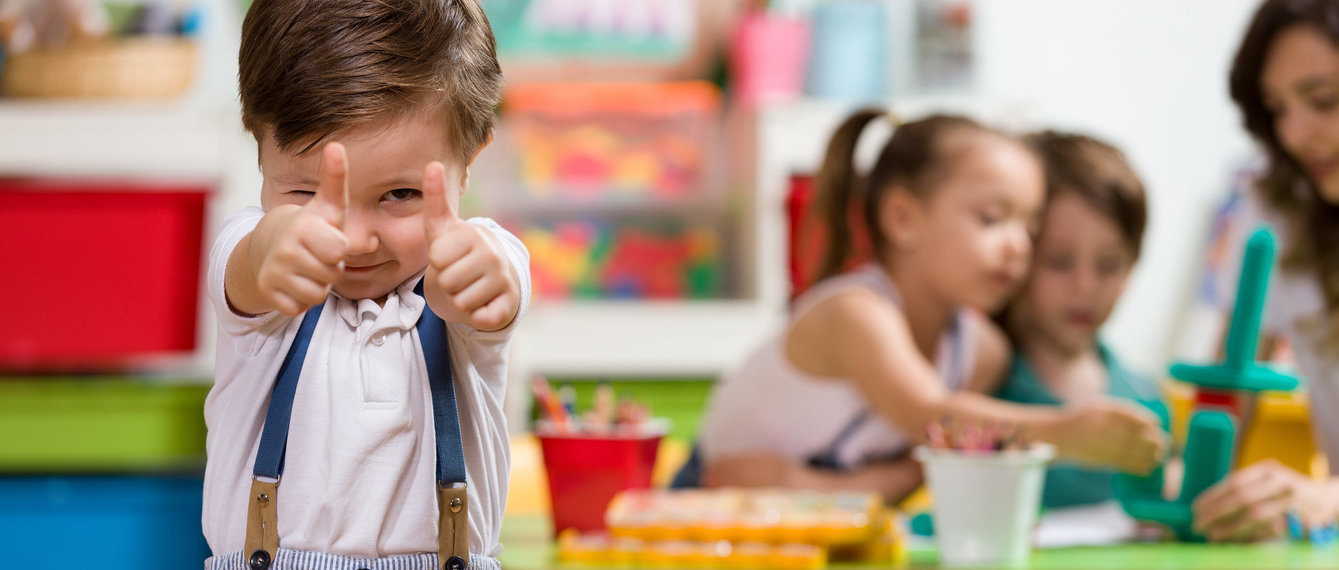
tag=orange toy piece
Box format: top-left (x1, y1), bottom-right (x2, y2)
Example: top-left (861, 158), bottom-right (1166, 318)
top-left (601, 488), bottom-right (902, 567)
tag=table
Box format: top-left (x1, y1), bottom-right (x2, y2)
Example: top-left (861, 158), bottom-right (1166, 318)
top-left (498, 515), bottom-right (1339, 569)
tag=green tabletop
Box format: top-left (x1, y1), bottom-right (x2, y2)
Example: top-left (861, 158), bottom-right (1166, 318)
top-left (499, 515), bottom-right (1339, 569)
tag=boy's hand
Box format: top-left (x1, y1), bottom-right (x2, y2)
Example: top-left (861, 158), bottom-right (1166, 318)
top-left (249, 143), bottom-right (350, 316)
top-left (422, 161), bottom-right (521, 331)
top-left (1052, 399), bottom-right (1167, 475)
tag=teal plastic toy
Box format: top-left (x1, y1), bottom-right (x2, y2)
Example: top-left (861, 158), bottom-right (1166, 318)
top-left (1115, 227), bottom-right (1302, 541)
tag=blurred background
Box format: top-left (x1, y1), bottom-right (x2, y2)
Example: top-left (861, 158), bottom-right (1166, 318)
top-left (0, 0), bottom-right (1270, 565)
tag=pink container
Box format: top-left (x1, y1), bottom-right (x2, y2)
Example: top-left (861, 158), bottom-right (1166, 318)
top-left (730, 12), bottom-right (810, 107)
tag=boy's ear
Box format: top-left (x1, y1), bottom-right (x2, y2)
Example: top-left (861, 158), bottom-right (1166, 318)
top-left (459, 134), bottom-right (495, 192)
top-left (878, 185), bottom-right (924, 252)
top-left (469, 133), bottom-right (494, 166)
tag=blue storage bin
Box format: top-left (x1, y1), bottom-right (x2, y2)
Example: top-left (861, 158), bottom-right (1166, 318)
top-left (0, 475), bottom-right (210, 569)
top-left (806, 0), bottom-right (889, 102)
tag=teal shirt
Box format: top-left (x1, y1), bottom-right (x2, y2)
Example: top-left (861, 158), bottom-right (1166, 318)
top-left (994, 343), bottom-right (1170, 509)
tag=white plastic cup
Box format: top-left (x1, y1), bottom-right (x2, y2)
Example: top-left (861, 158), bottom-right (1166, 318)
top-left (913, 444), bottom-right (1055, 567)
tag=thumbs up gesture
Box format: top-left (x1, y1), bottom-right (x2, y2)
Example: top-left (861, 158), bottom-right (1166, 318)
top-left (421, 161), bottom-right (521, 331)
top-left (248, 143), bottom-right (351, 316)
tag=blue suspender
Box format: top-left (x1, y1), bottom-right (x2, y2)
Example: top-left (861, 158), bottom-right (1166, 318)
top-left (414, 281), bottom-right (469, 487)
top-left (252, 304), bottom-right (322, 481)
top-left (252, 280), bottom-right (468, 487)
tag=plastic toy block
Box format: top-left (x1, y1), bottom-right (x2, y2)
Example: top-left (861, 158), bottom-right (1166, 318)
top-left (1116, 227), bottom-right (1304, 542)
top-left (1169, 229), bottom-right (1299, 394)
top-left (1177, 411), bottom-right (1236, 505)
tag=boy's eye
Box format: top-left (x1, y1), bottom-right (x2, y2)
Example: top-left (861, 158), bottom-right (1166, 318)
top-left (1097, 257), bottom-right (1124, 276)
top-left (1310, 95), bottom-right (1338, 112)
top-left (287, 190), bottom-right (315, 200)
top-left (1043, 256), bottom-right (1074, 271)
top-left (384, 188), bottom-right (421, 202)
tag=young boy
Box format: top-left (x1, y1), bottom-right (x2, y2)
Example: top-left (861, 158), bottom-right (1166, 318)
top-left (202, 2), bottom-right (528, 569)
top-left (994, 131), bottom-right (1171, 508)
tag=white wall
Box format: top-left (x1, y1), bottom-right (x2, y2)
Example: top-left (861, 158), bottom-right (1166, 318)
top-left (189, 0), bottom-right (1269, 377)
top-left (973, 0), bottom-right (1264, 372)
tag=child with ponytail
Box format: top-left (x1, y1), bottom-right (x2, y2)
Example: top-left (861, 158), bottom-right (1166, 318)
top-left (693, 110), bottom-right (1167, 503)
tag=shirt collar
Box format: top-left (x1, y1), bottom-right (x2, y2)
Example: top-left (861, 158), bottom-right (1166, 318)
top-left (331, 271), bottom-right (428, 330)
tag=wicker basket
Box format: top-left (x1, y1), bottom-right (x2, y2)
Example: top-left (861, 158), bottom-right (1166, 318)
top-left (1, 37), bottom-right (197, 99)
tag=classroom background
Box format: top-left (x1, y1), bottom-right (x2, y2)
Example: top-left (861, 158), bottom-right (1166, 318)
top-left (0, 0), bottom-right (1310, 568)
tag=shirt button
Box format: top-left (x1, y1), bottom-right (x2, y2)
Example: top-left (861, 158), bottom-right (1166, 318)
top-left (371, 333), bottom-right (386, 346)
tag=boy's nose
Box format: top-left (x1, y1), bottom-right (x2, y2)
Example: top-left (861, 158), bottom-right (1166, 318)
top-left (1072, 265), bottom-right (1098, 295)
top-left (343, 212), bottom-right (379, 255)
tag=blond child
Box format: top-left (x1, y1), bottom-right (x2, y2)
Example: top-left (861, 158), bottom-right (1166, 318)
top-left (695, 111), bottom-right (1166, 504)
top-left (994, 131), bottom-right (1172, 509)
top-left (203, 1), bottom-right (529, 569)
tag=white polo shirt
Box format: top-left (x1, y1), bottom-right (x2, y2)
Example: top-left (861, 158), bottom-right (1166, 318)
top-left (202, 206), bottom-right (530, 559)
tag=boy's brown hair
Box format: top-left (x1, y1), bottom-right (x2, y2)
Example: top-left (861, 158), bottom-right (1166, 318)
top-left (1026, 131), bottom-right (1148, 259)
top-left (239, 0), bottom-right (502, 165)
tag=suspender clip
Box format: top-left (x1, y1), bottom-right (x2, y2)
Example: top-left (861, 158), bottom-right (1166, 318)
top-left (438, 483), bottom-right (469, 570)
top-left (244, 477), bottom-right (281, 570)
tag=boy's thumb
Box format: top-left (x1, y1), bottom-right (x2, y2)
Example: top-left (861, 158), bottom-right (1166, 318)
top-left (310, 142), bottom-right (349, 227)
top-left (422, 161), bottom-right (459, 238)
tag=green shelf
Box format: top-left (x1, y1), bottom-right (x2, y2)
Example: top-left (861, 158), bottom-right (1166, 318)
top-left (0, 378), bottom-right (209, 473)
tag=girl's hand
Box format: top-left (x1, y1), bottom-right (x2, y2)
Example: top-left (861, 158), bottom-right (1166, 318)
top-left (1192, 459), bottom-right (1339, 542)
top-left (1051, 399), bottom-right (1167, 475)
top-left (421, 161), bottom-right (521, 331)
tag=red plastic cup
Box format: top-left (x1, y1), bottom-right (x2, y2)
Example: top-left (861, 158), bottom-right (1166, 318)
top-left (536, 422), bottom-right (666, 536)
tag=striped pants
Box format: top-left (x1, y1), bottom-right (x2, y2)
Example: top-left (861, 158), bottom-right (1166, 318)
top-left (206, 549), bottom-right (501, 570)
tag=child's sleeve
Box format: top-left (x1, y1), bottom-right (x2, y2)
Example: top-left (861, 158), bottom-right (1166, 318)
top-left (207, 206), bottom-right (291, 353)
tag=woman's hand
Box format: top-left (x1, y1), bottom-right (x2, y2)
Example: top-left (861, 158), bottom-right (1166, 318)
top-left (1192, 459), bottom-right (1339, 542)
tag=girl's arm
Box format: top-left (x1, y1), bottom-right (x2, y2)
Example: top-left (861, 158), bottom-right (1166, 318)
top-left (702, 453), bottom-right (923, 505)
top-left (790, 287), bottom-right (1166, 475)
top-left (961, 311), bottom-right (1012, 395)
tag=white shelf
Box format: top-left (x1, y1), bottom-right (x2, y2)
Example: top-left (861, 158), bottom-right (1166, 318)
top-left (511, 299), bottom-right (783, 376)
top-left (0, 101), bottom-right (242, 179)
top-left (505, 299), bottom-right (783, 424)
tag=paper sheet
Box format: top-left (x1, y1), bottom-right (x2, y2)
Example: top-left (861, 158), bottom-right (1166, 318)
top-left (1033, 501), bottom-right (1140, 548)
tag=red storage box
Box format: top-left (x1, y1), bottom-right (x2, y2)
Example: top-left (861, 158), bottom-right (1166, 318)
top-left (0, 179), bottom-right (209, 371)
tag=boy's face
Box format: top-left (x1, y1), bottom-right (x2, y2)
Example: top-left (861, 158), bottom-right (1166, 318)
top-left (1017, 192), bottom-right (1134, 353)
top-left (258, 106), bottom-right (467, 302)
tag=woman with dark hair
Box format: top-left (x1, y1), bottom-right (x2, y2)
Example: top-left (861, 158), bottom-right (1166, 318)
top-left (1193, 0), bottom-right (1339, 543)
